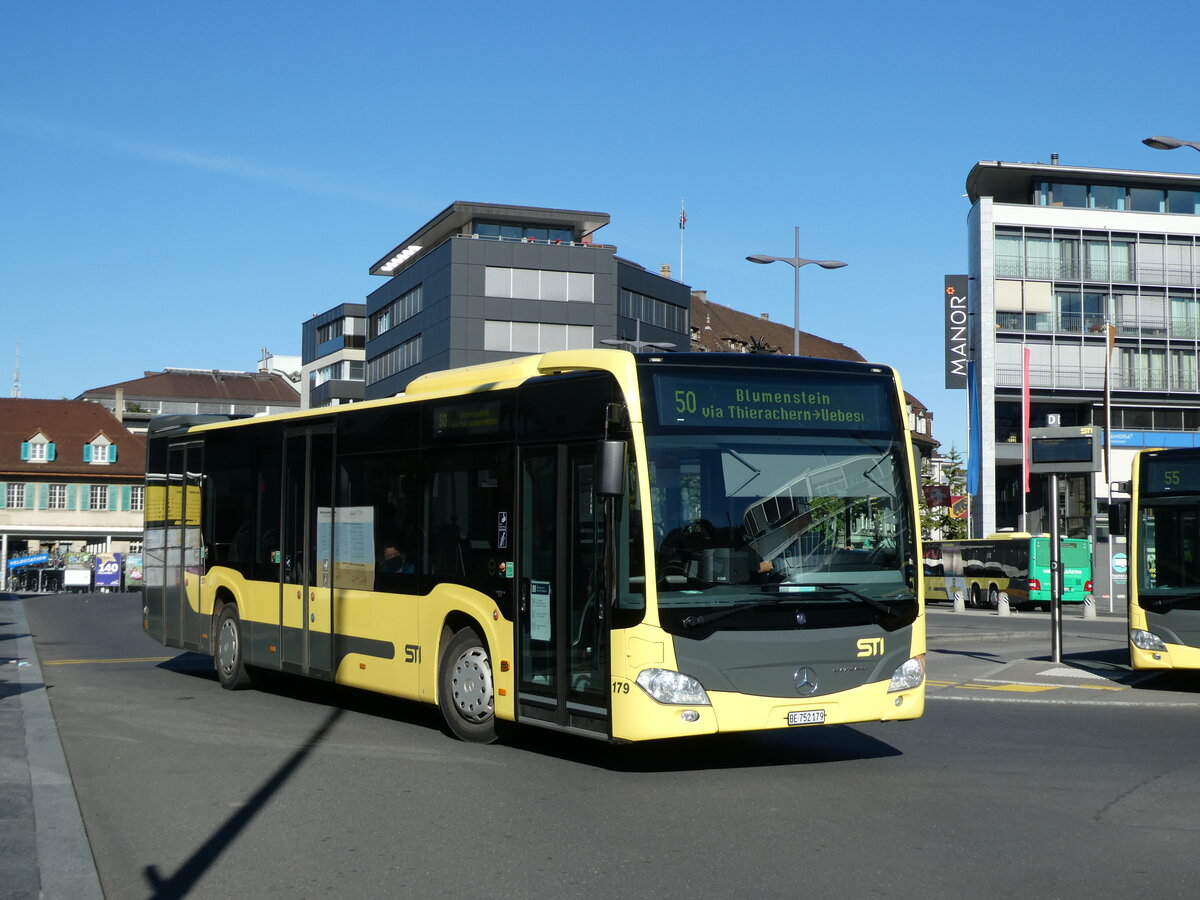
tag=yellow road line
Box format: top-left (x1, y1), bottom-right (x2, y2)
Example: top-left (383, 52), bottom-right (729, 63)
top-left (42, 656), bottom-right (174, 666)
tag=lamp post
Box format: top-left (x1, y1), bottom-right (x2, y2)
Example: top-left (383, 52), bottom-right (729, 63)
top-left (1143, 135), bottom-right (1200, 153)
top-left (746, 227), bottom-right (847, 356)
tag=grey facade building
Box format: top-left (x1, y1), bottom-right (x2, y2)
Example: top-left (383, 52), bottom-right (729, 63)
top-left (966, 158), bottom-right (1200, 604)
top-left (301, 303), bottom-right (366, 408)
top-left (362, 202), bottom-right (690, 399)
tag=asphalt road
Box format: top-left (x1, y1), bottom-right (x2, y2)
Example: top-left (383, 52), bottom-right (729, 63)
top-left (23, 593), bottom-right (1200, 898)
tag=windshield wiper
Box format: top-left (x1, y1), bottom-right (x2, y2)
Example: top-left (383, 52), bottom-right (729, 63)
top-left (800, 582), bottom-right (911, 617)
top-left (682, 597), bottom-right (783, 629)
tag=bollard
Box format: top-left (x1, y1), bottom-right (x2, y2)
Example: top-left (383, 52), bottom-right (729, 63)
top-left (1082, 596), bottom-right (1096, 619)
top-left (952, 589), bottom-right (964, 613)
top-left (997, 594), bottom-right (1010, 616)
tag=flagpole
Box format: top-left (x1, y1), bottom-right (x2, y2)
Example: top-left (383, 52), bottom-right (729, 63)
top-left (1021, 344), bottom-right (1030, 532)
top-left (679, 197), bottom-right (686, 282)
top-left (1104, 321), bottom-right (1115, 485)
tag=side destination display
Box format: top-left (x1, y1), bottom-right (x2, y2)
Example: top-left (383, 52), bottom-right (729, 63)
top-left (653, 373), bottom-right (892, 431)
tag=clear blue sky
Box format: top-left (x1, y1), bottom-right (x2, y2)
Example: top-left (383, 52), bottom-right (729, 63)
top-left (2, 0), bottom-right (1195, 454)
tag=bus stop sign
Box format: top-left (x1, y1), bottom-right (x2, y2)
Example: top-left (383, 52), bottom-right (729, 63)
top-left (1029, 426), bottom-right (1102, 475)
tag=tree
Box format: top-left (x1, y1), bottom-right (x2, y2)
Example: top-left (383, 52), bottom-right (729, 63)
top-left (920, 446), bottom-right (967, 541)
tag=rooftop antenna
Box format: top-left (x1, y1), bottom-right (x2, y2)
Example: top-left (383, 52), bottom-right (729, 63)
top-left (11, 342), bottom-right (19, 398)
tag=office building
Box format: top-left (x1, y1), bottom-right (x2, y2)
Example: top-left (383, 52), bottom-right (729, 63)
top-left (966, 158), bottom-right (1200, 600)
top-left (301, 303), bottom-right (366, 408)
top-left (362, 202), bottom-right (690, 399)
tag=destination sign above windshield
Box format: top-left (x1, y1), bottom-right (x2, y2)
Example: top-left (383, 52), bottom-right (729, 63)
top-left (653, 373), bottom-right (893, 431)
top-left (1144, 456), bottom-right (1200, 494)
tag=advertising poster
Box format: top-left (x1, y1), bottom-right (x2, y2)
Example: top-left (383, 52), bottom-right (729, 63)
top-left (95, 553), bottom-right (123, 588)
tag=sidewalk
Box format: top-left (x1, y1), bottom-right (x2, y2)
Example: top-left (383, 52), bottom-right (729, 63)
top-left (926, 605), bottom-right (1200, 706)
top-left (0, 593), bottom-right (102, 900)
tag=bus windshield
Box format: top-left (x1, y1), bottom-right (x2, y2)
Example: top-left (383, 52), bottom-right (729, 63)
top-left (1138, 497), bottom-right (1200, 606)
top-left (643, 430), bottom-right (917, 634)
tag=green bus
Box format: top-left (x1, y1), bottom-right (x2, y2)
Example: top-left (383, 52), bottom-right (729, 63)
top-left (923, 533), bottom-right (1093, 610)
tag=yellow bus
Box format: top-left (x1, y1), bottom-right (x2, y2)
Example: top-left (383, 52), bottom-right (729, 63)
top-left (1123, 447), bottom-right (1200, 669)
top-left (142, 350), bottom-right (925, 743)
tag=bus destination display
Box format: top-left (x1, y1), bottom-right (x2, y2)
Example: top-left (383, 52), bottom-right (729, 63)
top-left (654, 374), bottom-right (891, 431)
top-left (1144, 456), bottom-right (1200, 493)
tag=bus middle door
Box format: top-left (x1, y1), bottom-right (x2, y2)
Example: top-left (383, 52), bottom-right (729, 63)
top-left (281, 425), bottom-right (335, 678)
top-left (517, 444), bottom-right (610, 739)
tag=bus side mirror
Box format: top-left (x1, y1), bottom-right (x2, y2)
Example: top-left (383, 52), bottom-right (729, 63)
top-left (596, 440), bottom-right (627, 497)
top-left (1108, 501), bottom-right (1128, 538)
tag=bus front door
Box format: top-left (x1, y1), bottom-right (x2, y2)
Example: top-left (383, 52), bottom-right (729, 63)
top-left (518, 444), bottom-right (610, 738)
top-left (281, 425), bottom-right (335, 678)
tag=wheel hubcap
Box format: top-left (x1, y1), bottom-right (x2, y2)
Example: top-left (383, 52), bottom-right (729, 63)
top-left (218, 617), bottom-right (237, 676)
top-left (450, 647), bottom-right (493, 723)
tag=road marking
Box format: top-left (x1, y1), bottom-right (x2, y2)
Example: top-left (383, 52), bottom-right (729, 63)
top-left (42, 656), bottom-right (174, 666)
top-left (961, 683), bottom-right (1057, 693)
top-left (931, 693), bottom-right (1199, 709)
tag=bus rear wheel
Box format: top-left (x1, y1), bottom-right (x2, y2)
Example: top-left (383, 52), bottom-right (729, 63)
top-left (970, 585), bottom-right (982, 609)
top-left (988, 585), bottom-right (1000, 610)
top-left (438, 628), bottom-right (498, 743)
top-left (214, 604), bottom-right (255, 690)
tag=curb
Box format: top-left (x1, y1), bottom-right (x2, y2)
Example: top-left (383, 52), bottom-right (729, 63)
top-left (4, 595), bottom-right (103, 899)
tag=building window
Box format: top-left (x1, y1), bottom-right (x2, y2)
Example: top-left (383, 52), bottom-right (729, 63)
top-left (473, 221), bottom-right (574, 243)
top-left (483, 321), bottom-right (594, 353)
top-left (48, 484), bottom-right (67, 509)
top-left (619, 290), bottom-right (688, 333)
top-left (5, 483), bottom-right (25, 509)
top-left (131, 485), bottom-right (145, 511)
top-left (366, 336), bottom-right (422, 384)
top-left (484, 267), bottom-right (594, 303)
top-left (316, 319), bottom-right (345, 343)
top-left (89, 485), bottom-right (109, 510)
top-left (374, 284), bottom-right (423, 337)
top-left (86, 438), bottom-right (115, 464)
top-left (20, 434), bottom-right (55, 463)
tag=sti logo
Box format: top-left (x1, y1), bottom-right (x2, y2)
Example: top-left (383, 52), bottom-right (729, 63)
top-left (856, 638), bottom-right (884, 657)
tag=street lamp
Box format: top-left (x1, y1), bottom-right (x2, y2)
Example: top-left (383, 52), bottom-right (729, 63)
top-left (746, 226), bottom-right (846, 356)
top-left (1143, 135), bottom-right (1200, 152)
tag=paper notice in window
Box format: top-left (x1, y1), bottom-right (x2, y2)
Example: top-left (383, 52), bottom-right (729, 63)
top-left (530, 579), bottom-right (552, 642)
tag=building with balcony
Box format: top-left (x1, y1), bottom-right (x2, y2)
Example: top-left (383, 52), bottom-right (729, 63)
top-left (301, 303), bottom-right (366, 408)
top-left (362, 201), bottom-right (690, 399)
top-left (966, 158), bottom-right (1200, 599)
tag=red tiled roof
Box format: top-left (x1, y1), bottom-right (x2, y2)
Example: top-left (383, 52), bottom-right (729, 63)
top-left (689, 295), bottom-right (866, 362)
top-left (79, 370), bottom-right (299, 404)
top-left (0, 399), bottom-right (145, 478)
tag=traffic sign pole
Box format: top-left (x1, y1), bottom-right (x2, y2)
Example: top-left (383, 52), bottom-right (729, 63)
top-left (1049, 473), bottom-right (1064, 663)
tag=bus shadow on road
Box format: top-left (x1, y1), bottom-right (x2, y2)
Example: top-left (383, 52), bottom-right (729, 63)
top-left (500, 724), bottom-right (903, 772)
top-left (153, 652), bottom-right (903, 770)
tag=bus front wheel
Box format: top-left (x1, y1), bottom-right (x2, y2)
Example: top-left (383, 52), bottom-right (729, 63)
top-left (214, 604), bottom-right (255, 690)
top-left (988, 585), bottom-right (1000, 610)
top-left (438, 628), bottom-right (498, 744)
top-left (970, 585), bottom-right (982, 609)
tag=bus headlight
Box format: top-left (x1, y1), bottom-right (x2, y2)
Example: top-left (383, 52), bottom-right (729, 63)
top-left (636, 668), bottom-right (711, 705)
top-left (1131, 629), bottom-right (1167, 651)
top-left (888, 656), bottom-right (925, 692)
